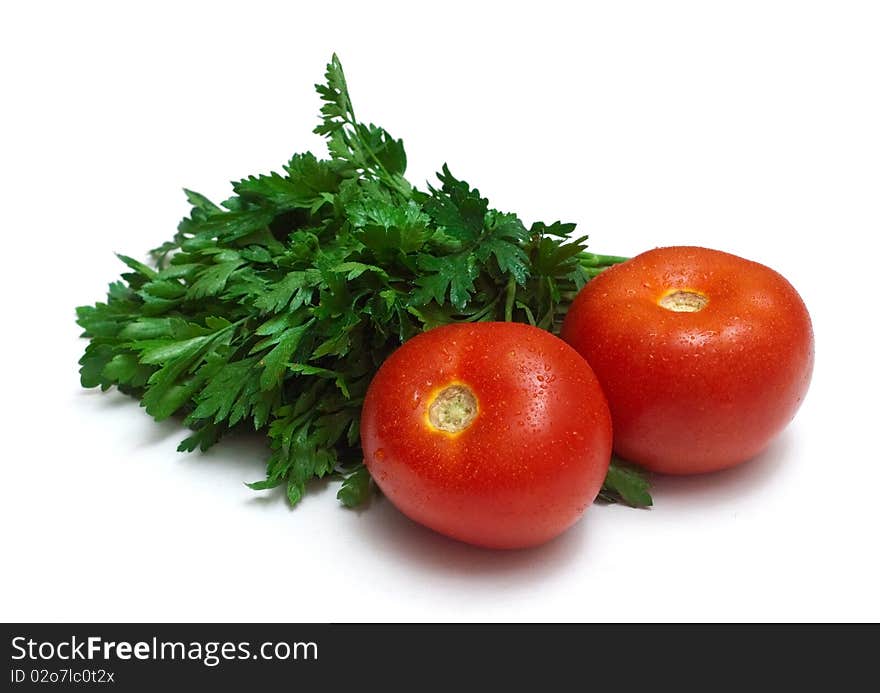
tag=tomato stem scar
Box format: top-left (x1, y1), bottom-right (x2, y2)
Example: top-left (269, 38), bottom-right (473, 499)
top-left (658, 290), bottom-right (708, 313)
top-left (428, 384), bottom-right (477, 433)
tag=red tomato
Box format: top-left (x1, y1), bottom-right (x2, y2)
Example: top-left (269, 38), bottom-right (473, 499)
top-left (360, 322), bottom-right (612, 549)
top-left (561, 246), bottom-right (814, 475)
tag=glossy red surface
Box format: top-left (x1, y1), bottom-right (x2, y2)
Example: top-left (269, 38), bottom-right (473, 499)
top-left (361, 322), bottom-right (612, 549)
top-left (562, 246), bottom-right (814, 474)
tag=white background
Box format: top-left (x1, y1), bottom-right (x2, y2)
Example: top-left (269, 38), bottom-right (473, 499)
top-left (2, 1), bottom-right (878, 622)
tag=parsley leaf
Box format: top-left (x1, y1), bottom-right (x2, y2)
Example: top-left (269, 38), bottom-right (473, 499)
top-left (337, 464), bottom-right (373, 508)
top-left (599, 458), bottom-right (654, 508)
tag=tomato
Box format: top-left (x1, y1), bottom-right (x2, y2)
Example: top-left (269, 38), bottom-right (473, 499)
top-left (360, 322), bottom-right (612, 549)
top-left (561, 246), bottom-right (814, 475)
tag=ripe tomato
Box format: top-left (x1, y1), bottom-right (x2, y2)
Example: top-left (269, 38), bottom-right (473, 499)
top-left (561, 246), bottom-right (814, 475)
top-left (360, 322), bottom-right (612, 549)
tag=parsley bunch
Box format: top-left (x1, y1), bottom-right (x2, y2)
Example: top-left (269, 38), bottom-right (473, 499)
top-left (76, 55), bottom-right (651, 509)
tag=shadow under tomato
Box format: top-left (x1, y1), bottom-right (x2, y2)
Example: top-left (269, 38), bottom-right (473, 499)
top-left (355, 495), bottom-right (590, 578)
top-left (649, 429), bottom-right (794, 505)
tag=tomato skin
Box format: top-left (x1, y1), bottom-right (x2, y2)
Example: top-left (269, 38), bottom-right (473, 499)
top-left (361, 322), bottom-right (612, 549)
top-left (561, 246), bottom-right (814, 475)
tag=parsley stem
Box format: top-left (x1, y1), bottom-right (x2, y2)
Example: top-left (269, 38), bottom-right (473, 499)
top-left (464, 294), bottom-right (501, 322)
top-left (582, 266), bottom-right (611, 278)
top-left (504, 276), bottom-right (516, 322)
top-left (345, 122), bottom-right (410, 197)
top-left (578, 252), bottom-right (630, 267)
top-left (330, 54), bottom-right (411, 198)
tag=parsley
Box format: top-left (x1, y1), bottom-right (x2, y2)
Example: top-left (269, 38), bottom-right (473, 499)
top-left (598, 458), bottom-right (654, 508)
top-left (76, 54), bottom-right (651, 509)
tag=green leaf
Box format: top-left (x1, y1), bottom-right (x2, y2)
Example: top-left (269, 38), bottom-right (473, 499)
top-left (253, 311), bottom-right (301, 338)
top-left (186, 206), bottom-right (275, 242)
top-left (476, 212), bottom-right (531, 284)
top-left (289, 363), bottom-right (350, 398)
top-left (254, 270), bottom-right (322, 313)
top-left (287, 478), bottom-right (305, 506)
top-left (143, 379), bottom-right (200, 421)
top-left (313, 54), bottom-right (410, 196)
top-left (101, 353), bottom-right (140, 383)
top-left (479, 238), bottom-right (529, 283)
top-left (412, 253), bottom-right (478, 310)
top-left (137, 321), bottom-right (236, 420)
top-left (311, 328), bottom-right (353, 360)
top-left (354, 123), bottom-right (407, 176)
top-left (246, 478), bottom-right (285, 491)
top-left (533, 234), bottom-right (589, 276)
top-left (531, 220), bottom-right (578, 238)
top-left (116, 253), bottom-right (157, 280)
top-left (314, 53), bottom-right (354, 138)
top-left (186, 260), bottom-right (244, 299)
top-left (184, 189), bottom-right (222, 214)
top-left (600, 458), bottom-right (653, 508)
top-left (234, 166), bottom-right (336, 212)
top-left (284, 152), bottom-right (340, 192)
top-left (337, 464), bottom-right (372, 508)
top-left (348, 197), bottom-right (429, 254)
top-left (332, 261), bottom-right (389, 281)
top-left (118, 318), bottom-right (175, 340)
top-left (75, 304), bottom-right (123, 339)
top-left (139, 334), bottom-right (211, 365)
top-left (259, 323), bottom-right (311, 390)
top-left (177, 421), bottom-right (224, 453)
top-left (424, 165), bottom-right (488, 244)
top-left (190, 357), bottom-right (258, 423)
top-left (240, 245), bottom-right (273, 264)
top-left (79, 344), bottom-right (115, 388)
top-left (140, 280), bottom-right (187, 300)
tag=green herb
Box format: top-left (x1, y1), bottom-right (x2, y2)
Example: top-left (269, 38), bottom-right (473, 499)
top-left (598, 458), bottom-right (654, 508)
top-left (76, 54), bottom-right (650, 509)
